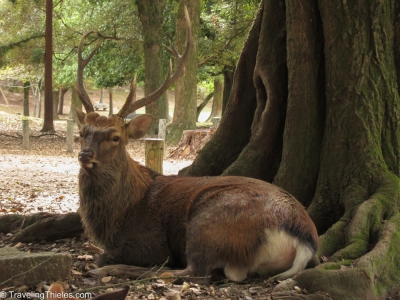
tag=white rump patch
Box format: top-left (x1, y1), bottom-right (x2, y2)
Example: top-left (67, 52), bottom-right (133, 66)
top-left (224, 228), bottom-right (313, 282)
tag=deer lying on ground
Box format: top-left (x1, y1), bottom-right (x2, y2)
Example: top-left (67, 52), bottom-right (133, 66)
top-left (74, 8), bottom-right (318, 284)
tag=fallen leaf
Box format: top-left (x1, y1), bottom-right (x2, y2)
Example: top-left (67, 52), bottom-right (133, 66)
top-left (71, 269), bottom-right (83, 276)
top-left (77, 254), bottom-right (93, 261)
top-left (101, 276), bottom-right (112, 283)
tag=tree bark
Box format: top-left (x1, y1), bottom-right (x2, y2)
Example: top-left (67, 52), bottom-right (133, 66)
top-left (69, 87), bottom-right (82, 119)
top-left (41, 0), bottom-right (54, 132)
top-left (136, 0), bottom-right (169, 135)
top-left (57, 87), bottom-right (68, 115)
top-left (52, 89), bottom-right (60, 120)
top-left (108, 89), bottom-right (113, 116)
top-left (180, 0), bottom-right (400, 298)
top-left (166, 0), bottom-right (200, 145)
top-left (196, 92), bottom-right (213, 121)
top-left (222, 68), bottom-right (234, 115)
top-left (206, 76), bottom-right (223, 122)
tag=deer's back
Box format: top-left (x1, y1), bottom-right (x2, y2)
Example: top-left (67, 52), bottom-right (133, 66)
top-left (148, 175), bottom-right (318, 255)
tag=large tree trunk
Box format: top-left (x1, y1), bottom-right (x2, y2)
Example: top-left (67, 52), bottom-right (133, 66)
top-left (180, 0), bottom-right (400, 298)
top-left (136, 0), bottom-right (169, 135)
top-left (166, 0), bottom-right (200, 145)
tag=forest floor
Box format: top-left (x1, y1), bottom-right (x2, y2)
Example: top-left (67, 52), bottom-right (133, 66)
top-left (0, 112), bottom-right (297, 300)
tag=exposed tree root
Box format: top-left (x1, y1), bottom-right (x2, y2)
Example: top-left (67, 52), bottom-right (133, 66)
top-left (273, 176), bottom-right (400, 299)
top-left (0, 212), bottom-right (83, 243)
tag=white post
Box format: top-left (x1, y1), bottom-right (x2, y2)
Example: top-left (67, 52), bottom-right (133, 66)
top-left (66, 119), bottom-right (74, 152)
top-left (158, 119), bottom-right (167, 140)
top-left (212, 117), bottom-right (221, 128)
top-left (145, 138), bottom-right (164, 174)
top-left (22, 119), bottom-right (30, 150)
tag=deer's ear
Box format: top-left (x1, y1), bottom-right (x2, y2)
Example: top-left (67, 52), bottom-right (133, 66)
top-left (126, 114), bottom-right (154, 139)
top-left (73, 107), bottom-right (87, 128)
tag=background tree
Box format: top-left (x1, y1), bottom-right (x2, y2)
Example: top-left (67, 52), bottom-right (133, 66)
top-left (206, 75), bottom-right (223, 121)
top-left (167, 0), bottom-right (201, 145)
top-left (0, 1), bottom-right (44, 117)
top-left (41, 0), bottom-right (55, 132)
top-left (181, 0), bottom-right (400, 298)
top-left (198, 0), bottom-right (258, 115)
top-left (136, 0), bottom-right (169, 135)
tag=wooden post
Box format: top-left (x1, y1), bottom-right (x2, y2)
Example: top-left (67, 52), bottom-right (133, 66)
top-left (22, 119), bottom-right (30, 150)
top-left (212, 117), bottom-right (221, 128)
top-left (66, 119), bottom-right (74, 152)
top-left (158, 119), bottom-right (166, 140)
top-left (145, 138), bottom-right (164, 174)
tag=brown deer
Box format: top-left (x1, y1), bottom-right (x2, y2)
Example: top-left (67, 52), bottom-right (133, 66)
top-left (74, 8), bottom-right (318, 284)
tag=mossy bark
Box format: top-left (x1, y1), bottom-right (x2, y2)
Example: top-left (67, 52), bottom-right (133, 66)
top-left (136, 0), bottom-right (169, 134)
top-left (181, 0), bottom-right (400, 298)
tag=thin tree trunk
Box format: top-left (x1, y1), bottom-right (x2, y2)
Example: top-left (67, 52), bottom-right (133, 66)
top-left (53, 89), bottom-right (60, 120)
top-left (167, 0), bottom-right (200, 145)
top-left (206, 76), bottom-right (223, 122)
top-left (196, 92), bottom-right (213, 121)
top-left (69, 87), bottom-right (82, 119)
top-left (108, 89), bottom-right (113, 116)
top-left (100, 88), bottom-right (104, 103)
top-left (41, 0), bottom-right (54, 132)
top-left (38, 79), bottom-right (43, 118)
top-left (57, 87), bottom-right (68, 115)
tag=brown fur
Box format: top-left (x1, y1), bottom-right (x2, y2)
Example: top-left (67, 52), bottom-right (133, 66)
top-left (76, 111), bottom-right (319, 283)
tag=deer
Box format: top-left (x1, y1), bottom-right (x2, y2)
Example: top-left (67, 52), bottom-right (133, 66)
top-left (73, 7), bottom-right (319, 285)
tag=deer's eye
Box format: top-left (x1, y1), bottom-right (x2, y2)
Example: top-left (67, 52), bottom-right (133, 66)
top-left (113, 136), bottom-right (120, 142)
top-left (79, 131), bottom-right (83, 138)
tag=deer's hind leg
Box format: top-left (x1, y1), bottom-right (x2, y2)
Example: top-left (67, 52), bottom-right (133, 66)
top-left (169, 261), bottom-right (213, 285)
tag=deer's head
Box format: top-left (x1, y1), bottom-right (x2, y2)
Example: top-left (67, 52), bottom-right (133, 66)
top-left (74, 7), bottom-right (192, 170)
top-left (75, 111), bottom-right (153, 170)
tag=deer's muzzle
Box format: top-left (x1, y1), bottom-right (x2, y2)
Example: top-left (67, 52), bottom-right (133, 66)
top-left (79, 151), bottom-right (95, 169)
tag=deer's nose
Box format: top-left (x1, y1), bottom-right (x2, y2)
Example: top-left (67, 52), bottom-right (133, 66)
top-left (79, 151), bottom-right (94, 163)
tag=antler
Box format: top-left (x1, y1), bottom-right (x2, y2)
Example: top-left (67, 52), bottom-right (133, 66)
top-left (74, 6), bottom-right (192, 118)
top-left (74, 31), bottom-right (103, 113)
top-left (116, 5), bottom-right (193, 118)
